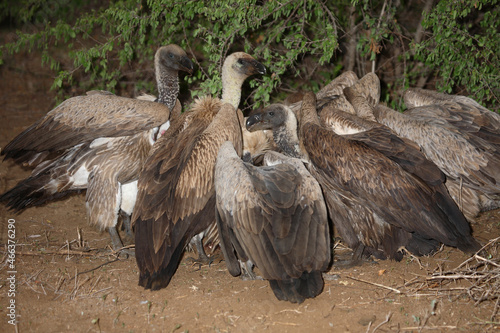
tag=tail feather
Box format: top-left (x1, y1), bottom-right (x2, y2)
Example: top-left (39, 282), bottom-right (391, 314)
top-left (1, 175), bottom-right (78, 212)
top-left (268, 271), bottom-right (324, 304)
top-left (406, 234), bottom-right (440, 257)
top-left (1, 145), bottom-right (90, 212)
top-left (135, 215), bottom-right (191, 290)
top-left (138, 241), bottom-right (186, 290)
top-left (433, 187), bottom-right (482, 254)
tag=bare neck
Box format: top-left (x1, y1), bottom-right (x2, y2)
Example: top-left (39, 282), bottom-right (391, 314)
top-left (156, 66), bottom-right (179, 111)
top-left (274, 110), bottom-right (305, 160)
top-left (221, 66), bottom-right (245, 109)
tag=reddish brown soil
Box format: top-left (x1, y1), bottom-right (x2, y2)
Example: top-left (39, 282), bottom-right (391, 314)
top-left (0, 37), bottom-right (499, 333)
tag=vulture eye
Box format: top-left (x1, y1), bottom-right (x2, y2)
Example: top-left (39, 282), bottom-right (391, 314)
top-left (268, 111), bottom-right (275, 116)
top-left (237, 59), bottom-right (244, 65)
top-left (168, 53), bottom-right (175, 59)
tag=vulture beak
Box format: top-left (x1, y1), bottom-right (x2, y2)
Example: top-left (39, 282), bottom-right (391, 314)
top-left (245, 113), bottom-right (262, 131)
top-left (253, 61), bottom-right (266, 75)
top-left (181, 56), bottom-right (195, 75)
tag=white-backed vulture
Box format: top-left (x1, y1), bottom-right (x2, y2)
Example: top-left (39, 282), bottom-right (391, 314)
top-left (215, 141), bottom-right (330, 303)
top-left (0, 44), bottom-right (194, 251)
top-left (187, 117), bottom-right (277, 259)
top-left (350, 74), bottom-right (500, 220)
top-left (286, 71), bottom-right (359, 115)
top-left (133, 52), bottom-right (266, 290)
top-left (246, 102), bottom-right (427, 260)
top-left (246, 92), bottom-right (480, 261)
top-left (403, 88), bottom-right (500, 147)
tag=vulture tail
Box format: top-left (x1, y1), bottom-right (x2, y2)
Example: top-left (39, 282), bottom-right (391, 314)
top-left (268, 271), bottom-right (324, 304)
top-left (433, 188), bottom-right (482, 254)
top-left (0, 174), bottom-right (77, 212)
top-left (135, 218), bottom-right (188, 291)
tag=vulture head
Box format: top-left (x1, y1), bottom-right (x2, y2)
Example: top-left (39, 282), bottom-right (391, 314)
top-left (221, 52), bottom-right (266, 109)
top-left (241, 117), bottom-right (276, 164)
top-left (246, 103), bottom-right (291, 132)
top-left (155, 44), bottom-right (194, 75)
top-left (227, 52), bottom-right (267, 79)
top-left (246, 104), bottom-right (306, 160)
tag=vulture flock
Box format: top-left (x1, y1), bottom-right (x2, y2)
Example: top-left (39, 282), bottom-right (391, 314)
top-left (2, 44), bottom-right (499, 304)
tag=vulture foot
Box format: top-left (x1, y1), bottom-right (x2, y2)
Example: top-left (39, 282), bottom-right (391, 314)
top-left (185, 233), bottom-right (218, 267)
top-left (333, 244), bottom-right (378, 268)
top-left (185, 253), bottom-right (219, 270)
top-left (239, 260), bottom-right (263, 281)
top-left (107, 227), bottom-right (135, 258)
top-left (120, 211), bottom-right (134, 239)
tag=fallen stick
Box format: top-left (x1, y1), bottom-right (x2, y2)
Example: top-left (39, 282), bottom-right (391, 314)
top-left (346, 276), bottom-right (402, 294)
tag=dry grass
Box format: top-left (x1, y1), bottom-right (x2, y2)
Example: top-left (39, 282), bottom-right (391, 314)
top-left (1, 226), bottom-right (499, 331)
top-left (0, 230), bottom-right (130, 302)
top-left (402, 237), bottom-right (500, 323)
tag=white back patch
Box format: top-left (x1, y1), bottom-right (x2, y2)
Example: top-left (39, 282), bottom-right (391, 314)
top-left (90, 137), bottom-right (113, 148)
top-left (120, 181), bottom-right (138, 215)
top-left (71, 165), bottom-right (90, 186)
top-left (331, 123), bottom-right (365, 135)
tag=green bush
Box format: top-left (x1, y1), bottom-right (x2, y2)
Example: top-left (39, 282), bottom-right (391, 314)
top-left (1, 0), bottom-right (498, 112)
top-left (414, 0), bottom-right (499, 110)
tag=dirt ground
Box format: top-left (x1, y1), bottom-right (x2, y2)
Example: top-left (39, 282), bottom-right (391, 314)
top-left (0, 37), bottom-right (499, 333)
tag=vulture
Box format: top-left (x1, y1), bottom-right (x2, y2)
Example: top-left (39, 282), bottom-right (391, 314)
top-left (184, 118), bottom-right (276, 259)
top-left (246, 92), bottom-right (480, 261)
top-left (133, 52), bottom-right (266, 290)
top-left (0, 44), bottom-right (194, 251)
top-left (215, 141), bottom-right (330, 303)
top-left (404, 88), bottom-right (500, 147)
top-left (286, 71), bottom-right (359, 115)
top-left (351, 74), bottom-right (500, 220)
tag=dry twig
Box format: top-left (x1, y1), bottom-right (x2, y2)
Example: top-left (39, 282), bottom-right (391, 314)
top-left (400, 237), bottom-right (499, 322)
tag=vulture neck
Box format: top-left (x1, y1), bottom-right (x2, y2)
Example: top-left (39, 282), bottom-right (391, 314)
top-left (221, 66), bottom-right (245, 109)
top-left (298, 101), bottom-right (321, 129)
top-left (296, 98), bottom-right (321, 162)
top-left (404, 88), bottom-right (443, 108)
top-left (373, 104), bottom-right (406, 133)
top-left (156, 65), bottom-right (180, 111)
top-left (343, 87), bottom-right (377, 122)
top-left (275, 110), bottom-right (306, 160)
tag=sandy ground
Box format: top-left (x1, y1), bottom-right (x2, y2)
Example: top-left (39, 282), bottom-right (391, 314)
top-left (0, 41), bottom-right (499, 333)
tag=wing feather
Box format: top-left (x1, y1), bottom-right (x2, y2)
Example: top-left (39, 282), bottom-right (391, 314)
top-left (302, 120), bottom-right (478, 254)
top-left (215, 144), bottom-right (330, 281)
top-left (133, 101), bottom-right (243, 289)
top-left (2, 93), bottom-right (173, 164)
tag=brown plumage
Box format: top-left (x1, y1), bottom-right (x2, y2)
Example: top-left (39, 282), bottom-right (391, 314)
top-left (215, 141), bottom-right (330, 303)
top-left (286, 71), bottom-right (359, 115)
top-left (403, 88), bottom-right (500, 148)
top-left (133, 52), bottom-right (266, 290)
top-left (319, 102), bottom-right (445, 190)
top-left (402, 88), bottom-right (500, 217)
top-left (2, 45), bottom-right (193, 167)
top-left (404, 88), bottom-right (500, 144)
top-left (247, 92), bottom-right (480, 261)
top-left (351, 75), bottom-right (500, 220)
top-left (1, 44), bottom-right (194, 251)
top-left (242, 118), bottom-right (276, 164)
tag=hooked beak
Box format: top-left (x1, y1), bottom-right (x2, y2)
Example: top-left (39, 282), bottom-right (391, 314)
top-left (253, 61), bottom-right (266, 75)
top-left (245, 113), bottom-right (263, 132)
top-left (181, 56), bottom-right (194, 75)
